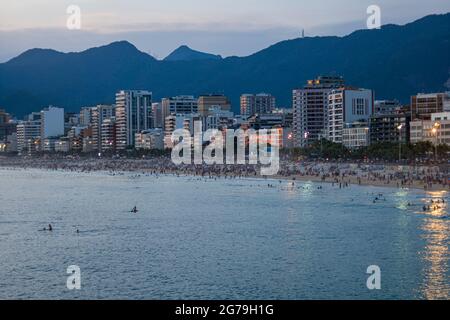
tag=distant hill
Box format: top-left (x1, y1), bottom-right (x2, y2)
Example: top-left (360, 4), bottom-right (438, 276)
top-left (164, 45), bottom-right (222, 61)
top-left (0, 13), bottom-right (449, 118)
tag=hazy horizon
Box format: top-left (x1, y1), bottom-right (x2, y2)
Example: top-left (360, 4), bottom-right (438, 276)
top-left (0, 0), bottom-right (449, 62)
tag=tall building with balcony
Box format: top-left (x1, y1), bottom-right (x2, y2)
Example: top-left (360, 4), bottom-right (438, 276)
top-left (342, 122), bottom-right (370, 149)
top-left (369, 112), bottom-right (411, 144)
top-left (152, 103), bottom-right (163, 129)
top-left (327, 88), bottom-right (374, 144)
top-left (411, 92), bottom-right (450, 120)
top-left (198, 94), bottom-right (231, 116)
top-left (240, 93), bottom-right (276, 116)
top-left (16, 120), bottom-right (41, 154)
top-left (115, 90), bottom-right (152, 150)
top-left (293, 76), bottom-right (344, 147)
top-left (79, 107), bottom-right (92, 126)
top-left (410, 112), bottom-right (450, 146)
top-left (91, 105), bottom-right (115, 151)
top-left (163, 114), bottom-right (197, 149)
top-left (374, 100), bottom-right (402, 115)
top-left (135, 129), bottom-right (164, 150)
top-left (101, 117), bottom-right (117, 152)
top-left (203, 106), bottom-right (234, 131)
top-left (161, 96), bottom-right (198, 129)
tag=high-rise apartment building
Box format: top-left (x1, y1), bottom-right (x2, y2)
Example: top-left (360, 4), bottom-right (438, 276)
top-left (369, 113), bottom-right (411, 144)
top-left (411, 92), bottom-right (450, 120)
top-left (161, 96), bottom-right (198, 129)
top-left (79, 107), bottom-right (92, 126)
top-left (16, 120), bottom-right (41, 154)
top-left (115, 90), bottom-right (152, 150)
top-left (152, 103), bottom-right (163, 129)
top-left (198, 94), bottom-right (231, 116)
top-left (101, 117), bottom-right (117, 152)
top-left (164, 114), bottom-right (193, 149)
top-left (91, 105), bottom-right (115, 151)
top-left (40, 106), bottom-right (64, 140)
top-left (374, 100), bottom-right (401, 115)
top-left (327, 88), bottom-right (374, 143)
top-left (293, 76), bottom-right (344, 147)
top-left (240, 93), bottom-right (276, 116)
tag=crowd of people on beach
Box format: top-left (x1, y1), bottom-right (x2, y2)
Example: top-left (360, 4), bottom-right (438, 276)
top-left (0, 155), bottom-right (449, 191)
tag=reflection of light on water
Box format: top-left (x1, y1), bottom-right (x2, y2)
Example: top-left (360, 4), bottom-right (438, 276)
top-left (396, 190), bottom-right (409, 197)
top-left (297, 182), bottom-right (314, 198)
top-left (420, 191), bottom-right (450, 300)
top-left (395, 189), bottom-right (410, 210)
top-left (279, 180), bottom-right (298, 199)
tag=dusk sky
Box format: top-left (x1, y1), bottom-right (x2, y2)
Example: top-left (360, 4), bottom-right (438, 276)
top-left (1, 0), bottom-right (449, 61)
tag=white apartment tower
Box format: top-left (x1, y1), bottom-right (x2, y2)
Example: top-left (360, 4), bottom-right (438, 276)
top-left (16, 120), bottom-right (41, 154)
top-left (40, 106), bottom-right (64, 140)
top-left (327, 88), bottom-right (374, 143)
top-left (115, 90), bottom-right (152, 150)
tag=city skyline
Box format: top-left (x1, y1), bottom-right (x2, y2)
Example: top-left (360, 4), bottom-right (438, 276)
top-left (1, 0), bottom-right (449, 62)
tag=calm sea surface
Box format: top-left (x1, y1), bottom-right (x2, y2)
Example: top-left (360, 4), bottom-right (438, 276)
top-left (0, 168), bottom-right (449, 300)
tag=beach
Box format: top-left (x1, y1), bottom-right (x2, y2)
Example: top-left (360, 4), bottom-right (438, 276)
top-left (0, 155), bottom-right (448, 191)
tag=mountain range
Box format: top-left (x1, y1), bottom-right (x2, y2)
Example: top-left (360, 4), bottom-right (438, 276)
top-left (0, 13), bottom-right (449, 118)
top-left (163, 45), bottom-right (222, 61)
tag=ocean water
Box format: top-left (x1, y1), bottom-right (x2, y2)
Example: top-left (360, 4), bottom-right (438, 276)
top-left (0, 168), bottom-right (449, 300)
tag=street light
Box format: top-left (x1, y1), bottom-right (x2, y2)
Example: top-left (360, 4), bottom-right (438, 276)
top-left (432, 122), bottom-right (440, 162)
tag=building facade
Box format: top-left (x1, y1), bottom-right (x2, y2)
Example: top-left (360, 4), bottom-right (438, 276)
top-left (374, 100), bottom-right (401, 115)
top-left (293, 76), bottom-right (345, 147)
top-left (16, 120), bottom-right (41, 154)
top-left (327, 88), bottom-right (374, 144)
top-left (369, 113), bottom-right (410, 144)
top-left (135, 129), bottom-right (164, 150)
top-left (152, 102), bottom-right (163, 129)
top-left (0, 109), bottom-right (16, 152)
top-left (411, 92), bottom-right (450, 120)
top-left (115, 90), bottom-right (152, 150)
top-left (101, 117), bottom-right (117, 152)
top-left (240, 93), bottom-right (276, 116)
top-left (164, 114), bottom-right (195, 149)
top-left (198, 94), bottom-right (231, 116)
top-left (342, 122), bottom-right (370, 149)
top-left (91, 105), bottom-right (115, 151)
top-left (79, 107), bottom-right (92, 126)
top-left (410, 112), bottom-right (450, 145)
top-left (161, 96), bottom-right (198, 130)
top-left (40, 106), bottom-right (64, 144)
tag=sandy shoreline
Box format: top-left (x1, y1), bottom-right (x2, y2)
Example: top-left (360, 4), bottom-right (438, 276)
top-left (1, 156), bottom-right (449, 192)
